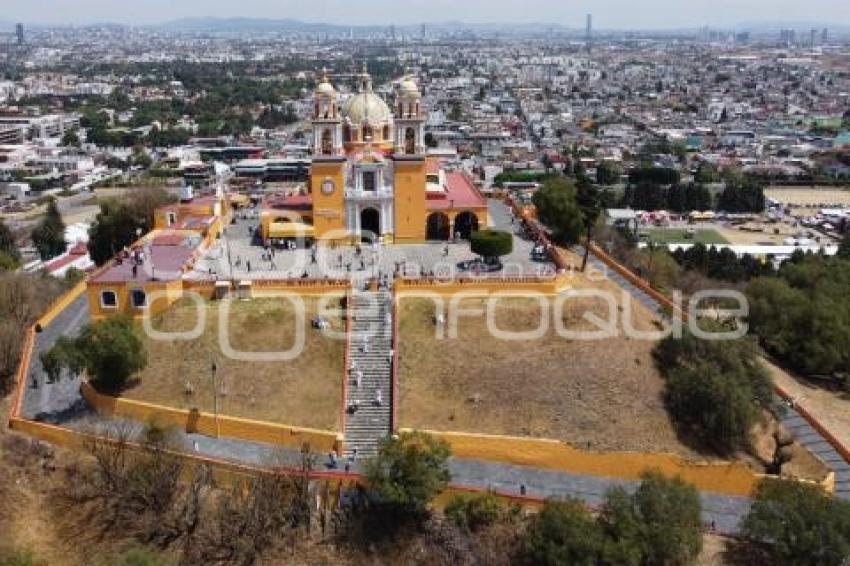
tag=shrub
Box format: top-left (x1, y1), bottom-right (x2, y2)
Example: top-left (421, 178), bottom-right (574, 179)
top-left (470, 229), bottom-right (513, 259)
top-left (445, 492), bottom-right (504, 532)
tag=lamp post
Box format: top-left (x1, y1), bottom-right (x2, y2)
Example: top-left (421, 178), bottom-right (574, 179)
top-left (210, 356), bottom-right (221, 438)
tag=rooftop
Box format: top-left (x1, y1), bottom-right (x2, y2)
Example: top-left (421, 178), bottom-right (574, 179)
top-left (427, 171), bottom-right (487, 210)
top-left (90, 232), bottom-right (200, 284)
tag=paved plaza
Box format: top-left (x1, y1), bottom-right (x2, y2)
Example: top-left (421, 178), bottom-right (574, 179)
top-left (188, 199), bottom-right (556, 282)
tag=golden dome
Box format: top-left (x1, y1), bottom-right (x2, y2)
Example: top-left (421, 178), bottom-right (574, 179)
top-left (342, 92), bottom-right (392, 125)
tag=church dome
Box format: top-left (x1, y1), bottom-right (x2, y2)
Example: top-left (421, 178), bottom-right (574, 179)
top-left (316, 81), bottom-right (336, 96)
top-left (398, 75), bottom-right (419, 95)
top-left (342, 92), bottom-right (392, 125)
top-left (315, 68), bottom-right (336, 96)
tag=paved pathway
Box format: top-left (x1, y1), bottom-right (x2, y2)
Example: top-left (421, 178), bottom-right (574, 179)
top-left (777, 408), bottom-right (850, 500)
top-left (21, 292), bottom-right (91, 422)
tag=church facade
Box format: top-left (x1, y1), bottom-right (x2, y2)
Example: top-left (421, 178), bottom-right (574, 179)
top-left (261, 67), bottom-right (488, 245)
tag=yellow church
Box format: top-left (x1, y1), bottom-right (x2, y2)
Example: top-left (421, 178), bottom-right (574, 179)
top-left (261, 67), bottom-right (488, 245)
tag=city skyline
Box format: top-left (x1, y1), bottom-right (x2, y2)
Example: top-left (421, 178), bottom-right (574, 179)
top-left (3, 0), bottom-right (850, 30)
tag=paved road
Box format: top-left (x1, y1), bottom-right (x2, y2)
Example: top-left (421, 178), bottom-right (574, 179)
top-left (21, 293), bottom-right (91, 422)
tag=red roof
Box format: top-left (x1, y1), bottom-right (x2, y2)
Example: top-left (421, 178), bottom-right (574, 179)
top-left (427, 172), bottom-right (487, 210)
top-left (263, 193), bottom-right (313, 211)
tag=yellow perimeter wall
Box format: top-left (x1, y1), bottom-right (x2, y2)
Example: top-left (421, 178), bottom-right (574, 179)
top-left (81, 382), bottom-right (341, 453)
top-left (404, 429), bottom-right (769, 497)
top-left (395, 274), bottom-right (571, 296)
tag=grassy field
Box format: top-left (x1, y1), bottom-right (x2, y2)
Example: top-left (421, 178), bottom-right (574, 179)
top-left (126, 297), bottom-right (346, 431)
top-left (396, 294), bottom-right (697, 456)
top-left (645, 228), bottom-right (730, 245)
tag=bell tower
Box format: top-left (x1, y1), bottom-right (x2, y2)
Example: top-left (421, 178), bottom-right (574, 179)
top-left (312, 69), bottom-right (343, 156)
top-left (310, 69), bottom-right (346, 242)
top-left (394, 74), bottom-right (425, 155)
top-left (392, 73), bottom-right (427, 243)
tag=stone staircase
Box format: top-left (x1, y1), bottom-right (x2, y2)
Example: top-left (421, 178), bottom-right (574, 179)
top-left (343, 289), bottom-right (394, 459)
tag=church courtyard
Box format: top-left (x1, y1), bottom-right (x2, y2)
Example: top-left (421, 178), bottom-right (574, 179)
top-left (124, 296), bottom-right (345, 431)
top-left (187, 199), bottom-right (556, 282)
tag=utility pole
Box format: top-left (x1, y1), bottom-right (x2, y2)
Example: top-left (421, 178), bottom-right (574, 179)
top-left (210, 356), bottom-right (221, 438)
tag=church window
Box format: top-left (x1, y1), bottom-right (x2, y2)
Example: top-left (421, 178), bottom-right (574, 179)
top-left (363, 171), bottom-right (376, 192)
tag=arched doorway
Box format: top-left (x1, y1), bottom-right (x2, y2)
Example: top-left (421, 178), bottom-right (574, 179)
top-left (360, 207), bottom-right (380, 241)
top-left (453, 211), bottom-right (479, 240)
top-left (404, 127), bottom-right (416, 154)
top-left (321, 129), bottom-right (333, 155)
top-left (426, 212), bottom-right (450, 241)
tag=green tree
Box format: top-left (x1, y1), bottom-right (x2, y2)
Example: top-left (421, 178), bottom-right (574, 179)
top-left (365, 431), bottom-right (451, 518)
top-left (694, 163), bottom-right (719, 184)
top-left (532, 177), bottom-right (584, 245)
top-left (87, 199), bottom-right (143, 265)
top-left (470, 229), bottom-right (513, 260)
top-left (445, 491), bottom-right (504, 532)
top-left (717, 176), bottom-right (765, 213)
top-left (741, 479), bottom-right (850, 565)
top-left (520, 498), bottom-right (604, 566)
top-left (31, 199), bottom-right (66, 260)
top-left (637, 246), bottom-right (680, 291)
top-left (0, 219), bottom-right (20, 269)
top-left (598, 487), bottom-right (645, 566)
top-left (746, 257), bottom-right (850, 376)
top-left (630, 472), bottom-right (703, 565)
top-left (131, 146), bottom-right (152, 169)
top-left (42, 315), bottom-right (146, 391)
top-left (575, 176), bottom-right (602, 272)
top-left (837, 232), bottom-right (850, 260)
top-left (448, 100), bottom-right (463, 121)
top-left (61, 129), bottom-right (80, 148)
top-left (654, 328), bottom-right (772, 454)
top-left (596, 161), bottom-right (622, 185)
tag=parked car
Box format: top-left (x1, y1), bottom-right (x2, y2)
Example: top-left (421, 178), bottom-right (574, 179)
top-left (457, 257), bottom-right (503, 273)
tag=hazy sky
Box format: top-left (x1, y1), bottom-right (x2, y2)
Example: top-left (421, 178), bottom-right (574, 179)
top-left (4, 0), bottom-right (850, 29)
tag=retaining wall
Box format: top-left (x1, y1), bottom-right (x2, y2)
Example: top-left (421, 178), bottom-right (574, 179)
top-left (407, 428), bottom-right (782, 497)
top-left (395, 275), bottom-right (569, 295)
top-left (81, 382), bottom-right (341, 453)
